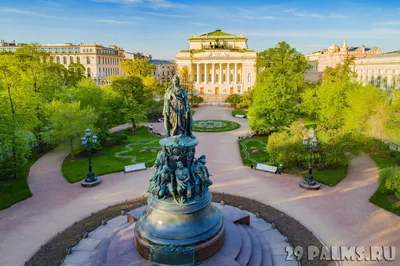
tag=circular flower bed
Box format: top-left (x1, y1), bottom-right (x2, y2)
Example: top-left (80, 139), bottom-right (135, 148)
top-left (193, 120), bottom-right (240, 132)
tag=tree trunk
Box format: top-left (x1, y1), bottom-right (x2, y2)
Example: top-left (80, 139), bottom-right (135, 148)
top-left (131, 119), bottom-right (136, 135)
top-left (70, 139), bottom-right (75, 160)
top-left (7, 84), bottom-right (18, 179)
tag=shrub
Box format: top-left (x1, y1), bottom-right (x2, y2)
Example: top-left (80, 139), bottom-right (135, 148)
top-left (225, 94), bottom-right (243, 107)
top-left (146, 100), bottom-right (163, 121)
top-left (189, 95), bottom-right (204, 108)
top-left (380, 166), bottom-right (400, 200)
top-left (396, 154), bottom-right (400, 166)
top-left (103, 132), bottom-right (128, 147)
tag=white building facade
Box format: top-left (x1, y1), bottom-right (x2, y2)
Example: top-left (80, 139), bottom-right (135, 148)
top-left (149, 59), bottom-right (176, 84)
top-left (175, 29), bottom-right (257, 95)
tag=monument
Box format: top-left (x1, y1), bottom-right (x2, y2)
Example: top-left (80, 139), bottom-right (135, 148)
top-left (133, 76), bottom-right (225, 265)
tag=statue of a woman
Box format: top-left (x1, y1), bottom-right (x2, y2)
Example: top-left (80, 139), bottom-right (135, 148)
top-left (163, 75), bottom-right (194, 138)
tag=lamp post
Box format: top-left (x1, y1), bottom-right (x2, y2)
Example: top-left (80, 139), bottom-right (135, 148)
top-left (299, 129), bottom-right (320, 190)
top-left (81, 128), bottom-right (101, 187)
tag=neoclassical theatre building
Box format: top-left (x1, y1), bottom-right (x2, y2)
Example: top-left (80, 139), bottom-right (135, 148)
top-left (175, 29), bottom-right (257, 95)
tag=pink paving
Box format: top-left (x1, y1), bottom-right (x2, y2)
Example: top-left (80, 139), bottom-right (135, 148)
top-left (0, 106), bottom-right (399, 266)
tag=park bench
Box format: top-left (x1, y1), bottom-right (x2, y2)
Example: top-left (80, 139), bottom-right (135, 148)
top-left (256, 163), bottom-right (283, 174)
top-left (124, 163), bottom-right (146, 173)
top-left (235, 114), bottom-right (246, 118)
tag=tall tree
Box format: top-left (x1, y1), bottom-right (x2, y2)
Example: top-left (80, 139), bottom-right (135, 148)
top-left (178, 65), bottom-right (194, 94)
top-left (249, 42), bottom-right (307, 134)
top-left (322, 56), bottom-right (356, 83)
top-left (120, 58), bottom-right (156, 77)
top-left (45, 101), bottom-right (97, 160)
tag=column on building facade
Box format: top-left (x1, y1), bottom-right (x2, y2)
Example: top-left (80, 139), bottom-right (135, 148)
top-left (219, 63), bottom-right (222, 84)
top-left (227, 63), bottom-right (230, 84)
top-left (196, 63), bottom-right (200, 84)
top-left (204, 63), bottom-right (208, 84)
top-left (234, 63), bottom-right (237, 84)
top-left (211, 63), bottom-right (215, 84)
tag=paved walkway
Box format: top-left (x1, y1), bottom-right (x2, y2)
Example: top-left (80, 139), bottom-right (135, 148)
top-left (0, 106), bottom-right (399, 266)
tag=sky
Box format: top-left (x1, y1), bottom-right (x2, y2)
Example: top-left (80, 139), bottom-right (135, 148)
top-left (1, 0), bottom-right (400, 59)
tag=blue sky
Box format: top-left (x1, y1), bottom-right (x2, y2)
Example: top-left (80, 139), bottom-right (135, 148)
top-left (1, 0), bottom-right (400, 59)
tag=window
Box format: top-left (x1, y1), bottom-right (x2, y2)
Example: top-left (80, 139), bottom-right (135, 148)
top-left (87, 67), bottom-right (91, 78)
top-left (70, 56), bottom-right (74, 64)
top-left (63, 56), bottom-right (67, 64)
top-left (77, 57), bottom-right (80, 64)
top-left (248, 73), bottom-right (252, 82)
top-left (98, 57), bottom-right (101, 64)
top-left (56, 56), bottom-right (60, 64)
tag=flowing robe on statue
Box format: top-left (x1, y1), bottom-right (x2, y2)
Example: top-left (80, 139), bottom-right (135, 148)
top-left (163, 86), bottom-right (194, 138)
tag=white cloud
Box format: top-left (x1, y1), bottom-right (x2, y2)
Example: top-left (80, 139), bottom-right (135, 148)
top-left (140, 11), bottom-right (189, 18)
top-left (373, 21), bottom-right (400, 25)
top-left (189, 22), bottom-right (211, 26)
top-left (95, 19), bottom-right (125, 24)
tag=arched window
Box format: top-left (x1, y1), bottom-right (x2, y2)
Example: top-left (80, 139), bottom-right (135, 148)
top-left (237, 74), bottom-right (241, 82)
top-left (248, 73), bottom-right (252, 82)
top-left (63, 56), bottom-right (67, 64)
top-left (70, 56), bottom-right (74, 64)
top-left (56, 56), bottom-right (60, 64)
top-left (87, 56), bottom-right (90, 64)
top-left (87, 67), bottom-right (91, 78)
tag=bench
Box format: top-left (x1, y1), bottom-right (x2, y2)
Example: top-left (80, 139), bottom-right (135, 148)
top-left (124, 163), bottom-right (146, 173)
top-left (256, 163), bottom-right (283, 174)
top-left (235, 114), bottom-right (246, 118)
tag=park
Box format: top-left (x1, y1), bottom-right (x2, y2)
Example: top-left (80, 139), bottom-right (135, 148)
top-left (0, 41), bottom-right (400, 266)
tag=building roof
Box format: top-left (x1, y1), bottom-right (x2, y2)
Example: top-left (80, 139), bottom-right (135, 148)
top-left (201, 29), bottom-right (233, 36)
top-left (149, 59), bottom-right (175, 64)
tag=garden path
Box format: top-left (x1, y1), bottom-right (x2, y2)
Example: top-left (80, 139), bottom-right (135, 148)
top-left (0, 106), bottom-right (399, 266)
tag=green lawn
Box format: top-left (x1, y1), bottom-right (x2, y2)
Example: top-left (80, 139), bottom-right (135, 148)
top-left (288, 165), bottom-right (348, 187)
top-left (193, 120), bottom-right (240, 132)
top-left (301, 116), bottom-right (318, 129)
top-left (238, 137), bottom-right (270, 166)
top-left (238, 136), bottom-right (348, 186)
top-left (62, 127), bottom-right (161, 183)
top-left (232, 110), bottom-right (248, 117)
top-left (0, 147), bottom-right (44, 210)
top-left (364, 140), bottom-right (400, 215)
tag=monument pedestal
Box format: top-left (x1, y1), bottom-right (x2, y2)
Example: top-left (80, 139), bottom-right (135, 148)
top-left (134, 191), bottom-right (225, 265)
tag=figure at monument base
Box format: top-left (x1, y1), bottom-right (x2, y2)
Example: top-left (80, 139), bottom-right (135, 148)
top-left (133, 76), bottom-right (225, 265)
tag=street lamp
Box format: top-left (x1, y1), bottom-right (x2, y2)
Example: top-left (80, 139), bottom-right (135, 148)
top-left (300, 129), bottom-right (321, 190)
top-left (81, 128), bottom-right (101, 187)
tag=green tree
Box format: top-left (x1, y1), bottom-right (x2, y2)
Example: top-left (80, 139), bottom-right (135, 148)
top-left (45, 101), bottom-right (97, 160)
top-left (322, 56), bottom-right (356, 83)
top-left (189, 95), bottom-right (204, 108)
top-left (344, 84), bottom-right (389, 139)
top-left (122, 98), bottom-right (147, 135)
top-left (178, 65), bottom-right (194, 94)
top-left (225, 94), bottom-right (242, 107)
top-left (249, 42), bottom-right (307, 134)
top-left (120, 58), bottom-right (156, 77)
top-left (236, 90), bottom-right (253, 109)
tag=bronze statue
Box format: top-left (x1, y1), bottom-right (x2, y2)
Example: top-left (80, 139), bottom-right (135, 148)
top-left (163, 75), bottom-right (194, 138)
top-left (194, 155), bottom-right (213, 196)
top-left (175, 161), bottom-right (192, 203)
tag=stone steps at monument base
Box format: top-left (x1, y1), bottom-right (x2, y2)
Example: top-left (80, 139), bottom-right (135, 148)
top-left (106, 222), bottom-right (140, 265)
top-left (244, 225), bottom-right (262, 266)
top-left (248, 225), bottom-right (273, 266)
top-left (235, 224), bottom-right (253, 265)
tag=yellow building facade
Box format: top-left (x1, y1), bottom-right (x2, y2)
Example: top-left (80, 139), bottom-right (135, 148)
top-left (0, 41), bottom-right (125, 85)
top-left (175, 29), bottom-right (257, 95)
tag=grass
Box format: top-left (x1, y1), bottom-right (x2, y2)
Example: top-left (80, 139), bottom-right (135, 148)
top-left (302, 116), bottom-right (318, 129)
top-left (364, 139), bottom-right (400, 215)
top-left (287, 165), bottom-right (348, 187)
top-left (62, 127), bottom-right (161, 183)
top-left (237, 136), bottom-right (347, 186)
top-left (0, 147), bottom-right (44, 210)
top-left (232, 109), bottom-right (248, 117)
top-left (238, 137), bottom-right (270, 166)
top-left (193, 120), bottom-right (240, 132)
top-left (27, 193), bottom-right (334, 266)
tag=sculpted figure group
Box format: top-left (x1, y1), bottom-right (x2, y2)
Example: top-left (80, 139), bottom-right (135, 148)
top-left (148, 149), bottom-right (213, 204)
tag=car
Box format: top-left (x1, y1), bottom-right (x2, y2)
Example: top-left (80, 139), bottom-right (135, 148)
top-left (158, 118), bottom-right (164, 122)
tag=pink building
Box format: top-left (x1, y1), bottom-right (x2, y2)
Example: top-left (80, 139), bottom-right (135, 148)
top-left (317, 40), bottom-right (381, 72)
